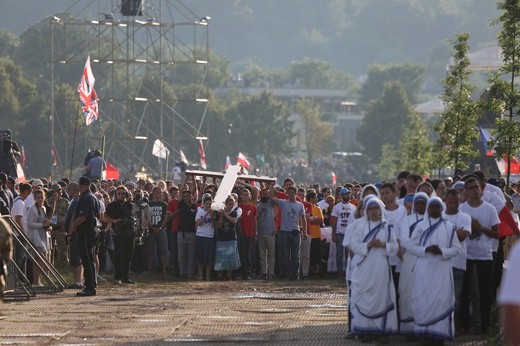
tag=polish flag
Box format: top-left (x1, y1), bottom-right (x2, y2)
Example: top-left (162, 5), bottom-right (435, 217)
top-left (51, 145), bottom-right (58, 166)
top-left (199, 139), bottom-right (207, 169)
top-left (237, 152), bottom-right (251, 170)
top-left (179, 150), bottom-right (189, 165)
top-left (331, 171), bottom-right (337, 186)
top-left (225, 155), bottom-right (231, 170)
top-left (21, 145), bottom-right (26, 168)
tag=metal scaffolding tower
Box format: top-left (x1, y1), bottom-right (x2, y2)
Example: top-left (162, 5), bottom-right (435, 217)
top-left (50, 0), bottom-right (209, 180)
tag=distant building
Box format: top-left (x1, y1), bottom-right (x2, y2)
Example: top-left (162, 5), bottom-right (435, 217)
top-left (216, 82), bottom-right (364, 158)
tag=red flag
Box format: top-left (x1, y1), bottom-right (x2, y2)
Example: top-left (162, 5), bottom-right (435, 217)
top-left (225, 155), bottom-right (231, 170)
top-left (237, 152), bottom-right (251, 170)
top-left (498, 206), bottom-right (520, 238)
top-left (51, 145), bottom-right (57, 166)
top-left (331, 171), bottom-right (337, 186)
top-left (78, 56), bottom-right (99, 126)
top-left (21, 145), bottom-right (26, 168)
top-left (105, 162), bottom-right (120, 180)
top-left (199, 139), bottom-right (207, 169)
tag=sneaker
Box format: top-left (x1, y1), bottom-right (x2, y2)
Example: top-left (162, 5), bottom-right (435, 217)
top-left (113, 280), bottom-right (122, 285)
top-left (267, 274), bottom-right (275, 280)
top-left (121, 278), bottom-right (136, 284)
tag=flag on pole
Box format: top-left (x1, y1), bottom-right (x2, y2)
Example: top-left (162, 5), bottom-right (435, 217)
top-left (479, 126), bottom-right (495, 156)
top-left (105, 162), bottom-right (120, 180)
top-left (78, 56), bottom-right (99, 126)
top-left (152, 139), bottom-right (169, 159)
top-left (199, 139), bottom-right (207, 169)
top-left (225, 155), bottom-right (231, 170)
top-left (331, 171), bottom-right (337, 186)
top-left (179, 150), bottom-right (189, 165)
top-left (16, 163), bottom-right (25, 182)
top-left (21, 145), bottom-right (26, 168)
top-left (237, 152), bottom-right (251, 170)
top-left (51, 145), bottom-right (57, 166)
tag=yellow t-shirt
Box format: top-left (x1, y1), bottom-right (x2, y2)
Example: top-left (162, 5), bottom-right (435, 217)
top-left (310, 205), bottom-right (323, 239)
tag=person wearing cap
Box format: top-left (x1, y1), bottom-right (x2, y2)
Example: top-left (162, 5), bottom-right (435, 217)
top-left (24, 178), bottom-right (44, 213)
top-left (346, 197), bottom-right (398, 342)
top-left (71, 177), bottom-right (101, 296)
top-left (407, 197), bottom-right (461, 343)
top-left (85, 149), bottom-right (106, 181)
top-left (330, 187), bottom-right (356, 276)
top-left (46, 183), bottom-right (70, 269)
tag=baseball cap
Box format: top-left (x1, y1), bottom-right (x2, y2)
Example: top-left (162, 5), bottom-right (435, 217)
top-left (339, 187), bottom-right (350, 195)
top-left (32, 179), bottom-right (43, 187)
top-left (51, 183), bottom-right (62, 191)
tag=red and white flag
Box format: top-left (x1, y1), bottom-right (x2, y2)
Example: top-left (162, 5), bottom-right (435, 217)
top-left (237, 152), bottom-right (251, 170)
top-left (331, 171), bottom-right (337, 186)
top-left (51, 145), bottom-right (58, 166)
top-left (225, 155), bottom-right (231, 170)
top-left (21, 145), bottom-right (26, 168)
top-left (199, 139), bottom-right (207, 169)
top-left (78, 56), bottom-right (99, 126)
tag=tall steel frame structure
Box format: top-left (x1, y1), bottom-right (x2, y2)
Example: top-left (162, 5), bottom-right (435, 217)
top-left (50, 0), bottom-right (209, 179)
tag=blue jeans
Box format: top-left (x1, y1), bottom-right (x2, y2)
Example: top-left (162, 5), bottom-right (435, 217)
top-left (335, 233), bottom-right (346, 274)
top-left (280, 230), bottom-right (301, 277)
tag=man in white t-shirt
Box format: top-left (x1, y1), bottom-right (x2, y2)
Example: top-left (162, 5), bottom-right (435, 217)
top-left (498, 241), bottom-right (520, 345)
top-left (316, 187), bottom-right (331, 210)
top-left (11, 182), bottom-right (32, 235)
top-left (331, 187), bottom-right (356, 275)
top-left (443, 188), bottom-right (472, 326)
top-left (458, 177), bottom-right (499, 334)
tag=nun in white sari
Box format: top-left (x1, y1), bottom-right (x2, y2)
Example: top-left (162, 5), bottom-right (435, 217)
top-left (407, 197), bottom-right (461, 342)
top-left (347, 197), bottom-right (398, 339)
top-left (398, 192), bottom-right (429, 335)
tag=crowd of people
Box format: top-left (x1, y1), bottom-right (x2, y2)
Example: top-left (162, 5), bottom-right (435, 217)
top-left (2, 167), bottom-right (520, 344)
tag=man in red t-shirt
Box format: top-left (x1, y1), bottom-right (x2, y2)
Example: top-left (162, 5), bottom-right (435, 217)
top-left (166, 185), bottom-right (180, 276)
top-left (239, 189), bottom-right (258, 279)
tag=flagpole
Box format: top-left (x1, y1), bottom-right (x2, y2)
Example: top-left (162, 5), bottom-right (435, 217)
top-left (69, 102), bottom-right (81, 179)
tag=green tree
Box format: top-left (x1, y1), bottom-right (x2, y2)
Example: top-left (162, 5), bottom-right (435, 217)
top-left (434, 33), bottom-right (479, 171)
top-left (289, 57), bottom-right (358, 92)
top-left (230, 90), bottom-right (295, 167)
top-left (486, 0), bottom-right (520, 188)
top-left (360, 62), bottom-right (425, 105)
top-left (377, 143), bottom-right (400, 180)
top-left (400, 112), bottom-right (433, 176)
top-left (356, 81), bottom-right (412, 163)
top-left (295, 99), bottom-right (333, 163)
top-left (0, 29), bottom-right (19, 58)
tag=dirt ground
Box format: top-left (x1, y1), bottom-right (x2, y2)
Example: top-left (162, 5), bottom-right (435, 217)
top-left (0, 275), bottom-right (488, 345)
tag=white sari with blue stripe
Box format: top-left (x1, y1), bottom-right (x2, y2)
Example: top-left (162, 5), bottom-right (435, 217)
top-left (407, 217), bottom-right (461, 340)
top-left (347, 219), bottom-right (399, 335)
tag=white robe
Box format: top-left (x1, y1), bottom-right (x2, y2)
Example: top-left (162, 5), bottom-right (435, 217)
top-left (347, 219), bottom-right (399, 335)
top-left (407, 217), bottom-right (461, 340)
top-left (398, 213), bottom-right (424, 334)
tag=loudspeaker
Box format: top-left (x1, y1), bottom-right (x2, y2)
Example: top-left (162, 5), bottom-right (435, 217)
top-left (121, 0), bottom-right (143, 16)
